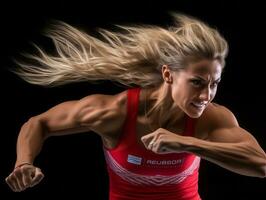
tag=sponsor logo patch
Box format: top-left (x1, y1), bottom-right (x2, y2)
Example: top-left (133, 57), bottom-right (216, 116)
top-left (127, 154), bottom-right (142, 165)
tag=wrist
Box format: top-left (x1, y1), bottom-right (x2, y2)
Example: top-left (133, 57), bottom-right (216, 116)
top-left (14, 162), bottom-right (33, 169)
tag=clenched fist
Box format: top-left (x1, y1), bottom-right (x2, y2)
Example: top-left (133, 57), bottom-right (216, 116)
top-left (5, 163), bottom-right (44, 192)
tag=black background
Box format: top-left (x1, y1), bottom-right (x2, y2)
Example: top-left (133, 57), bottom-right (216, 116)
top-left (1, 0), bottom-right (266, 199)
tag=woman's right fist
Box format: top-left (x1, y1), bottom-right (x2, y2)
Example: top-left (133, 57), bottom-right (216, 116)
top-left (5, 164), bottom-right (44, 192)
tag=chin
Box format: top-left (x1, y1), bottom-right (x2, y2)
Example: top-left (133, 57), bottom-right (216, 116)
top-left (184, 103), bottom-right (206, 118)
top-left (185, 108), bottom-right (205, 118)
top-left (186, 112), bottom-right (202, 118)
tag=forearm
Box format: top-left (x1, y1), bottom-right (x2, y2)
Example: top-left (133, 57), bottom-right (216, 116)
top-left (15, 117), bottom-right (46, 168)
top-left (183, 137), bottom-right (266, 177)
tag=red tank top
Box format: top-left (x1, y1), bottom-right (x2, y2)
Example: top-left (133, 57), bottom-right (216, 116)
top-left (103, 88), bottom-right (201, 200)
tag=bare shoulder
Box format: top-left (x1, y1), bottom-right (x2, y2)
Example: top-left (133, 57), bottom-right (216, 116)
top-left (203, 102), bottom-right (238, 126)
top-left (72, 90), bottom-right (128, 137)
top-left (75, 90), bottom-right (127, 115)
top-left (195, 102), bottom-right (239, 139)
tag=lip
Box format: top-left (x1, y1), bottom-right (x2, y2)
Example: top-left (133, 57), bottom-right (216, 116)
top-left (190, 102), bottom-right (207, 110)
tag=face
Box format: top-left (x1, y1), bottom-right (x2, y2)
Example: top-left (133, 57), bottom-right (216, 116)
top-left (164, 59), bottom-right (222, 118)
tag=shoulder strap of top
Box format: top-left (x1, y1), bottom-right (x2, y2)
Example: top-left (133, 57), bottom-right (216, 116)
top-left (126, 87), bottom-right (141, 124)
top-left (112, 88), bottom-right (141, 149)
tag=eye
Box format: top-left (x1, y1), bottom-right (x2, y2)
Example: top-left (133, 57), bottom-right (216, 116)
top-left (211, 81), bottom-right (220, 88)
top-left (190, 79), bottom-right (203, 87)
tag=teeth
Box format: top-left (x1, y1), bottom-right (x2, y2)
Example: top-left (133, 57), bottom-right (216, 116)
top-left (193, 102), bottom-right (205, 106)
top-left (192, 102), bottom-right (207, 108)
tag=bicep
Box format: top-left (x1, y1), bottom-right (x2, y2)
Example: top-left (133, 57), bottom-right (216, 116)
top-left (207, 126), bottom-right (257, 144)
top-left (204, 104), bottom-right (258, 144)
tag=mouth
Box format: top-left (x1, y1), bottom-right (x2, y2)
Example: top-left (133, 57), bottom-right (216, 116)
top-left (190, 102), bottom-right (208, 110)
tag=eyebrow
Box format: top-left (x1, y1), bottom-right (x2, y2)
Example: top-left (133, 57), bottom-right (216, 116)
top-left (193, 75), bottom-right (221, 83)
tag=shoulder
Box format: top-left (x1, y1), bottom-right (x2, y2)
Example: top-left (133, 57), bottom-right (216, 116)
top-left (203, 103), bottom-right (238, 126)
top-left (76, 90), bottom-right (127, 110)
top-left (72, 90), bottom-right (128, 135)
top-left (195, 102), bottom-right (239, 139)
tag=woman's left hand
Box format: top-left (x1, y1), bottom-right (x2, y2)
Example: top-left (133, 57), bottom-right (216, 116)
top-left (141, 128), bottom-right (189, 154)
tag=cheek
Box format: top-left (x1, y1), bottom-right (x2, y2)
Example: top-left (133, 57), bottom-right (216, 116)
top-left (172, 85), bottom-right (191, 102)
top-left (210, 88), bottom-right (217, 100)
top-left (171, 86), bottom-right (181, 103)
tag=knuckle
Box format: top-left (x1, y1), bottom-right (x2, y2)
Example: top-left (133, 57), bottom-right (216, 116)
top-left (9, 175), bottom-right (16, 182)
top-left (158, 134), bottom-right (164, 139)
top-left (13, 170), bottom-right (21, 176)
top-left (157, 128), bottom-right (163, 132)
top-left (5, 176), bottom-right (10, 182)
top-left (21, 168), bottom-right (28, 174)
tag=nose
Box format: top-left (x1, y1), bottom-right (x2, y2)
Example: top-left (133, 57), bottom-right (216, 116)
top-left (199, 86), bottom-right (211, 101)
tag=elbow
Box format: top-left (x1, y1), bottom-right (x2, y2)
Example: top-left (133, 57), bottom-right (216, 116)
top-left (255, 157), bottom-right (266, 178)
top-left (245, 163), bottom-right (266, 178)
top-left (256, 165), bottom-right (266, 178)
top-left (263, 168), bottom-right (266, 178)
top-left (247, 144), bottom-right (266, 178)
top-left (26, 116), bottom-right (49, 140)
top-left (260, 153), bottom-right (266, 178)
top-left (260, 162), bottom-right (266, 178)
top-left (245, 152), bottom-right (266, 178)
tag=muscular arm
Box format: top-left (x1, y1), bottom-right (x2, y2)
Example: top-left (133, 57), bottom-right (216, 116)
top-left (189, 104), bottom-right (266, 177)
top-left (15, 92), bottom-right (126, 167)
top-left (187, 128), bottom-right (266, 177)
top-left (5, 92), bottom-right (126, 192)
top-left (142, 103), bottom-right (266, 177)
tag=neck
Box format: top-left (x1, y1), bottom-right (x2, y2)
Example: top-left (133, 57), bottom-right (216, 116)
top-left (144, 84), bottom-right (185, 129)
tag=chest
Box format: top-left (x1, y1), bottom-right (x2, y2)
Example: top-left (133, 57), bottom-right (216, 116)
top-left (135, 115), bottom-right (186, 149)
top-left (114, 118), bottom-right (191, 170)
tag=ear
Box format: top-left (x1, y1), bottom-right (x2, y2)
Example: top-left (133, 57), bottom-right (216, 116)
top-left (161, 65), bottom-right (173, 84)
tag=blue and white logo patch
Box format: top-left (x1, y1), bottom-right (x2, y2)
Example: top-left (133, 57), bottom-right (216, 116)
top-left (127, 154), bottom-right (142, 165)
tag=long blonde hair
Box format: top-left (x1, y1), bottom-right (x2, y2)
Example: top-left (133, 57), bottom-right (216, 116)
top-left (13, 13), bottom-right (228, 125)
top-left (13, 13), bottom-right (228, 87)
